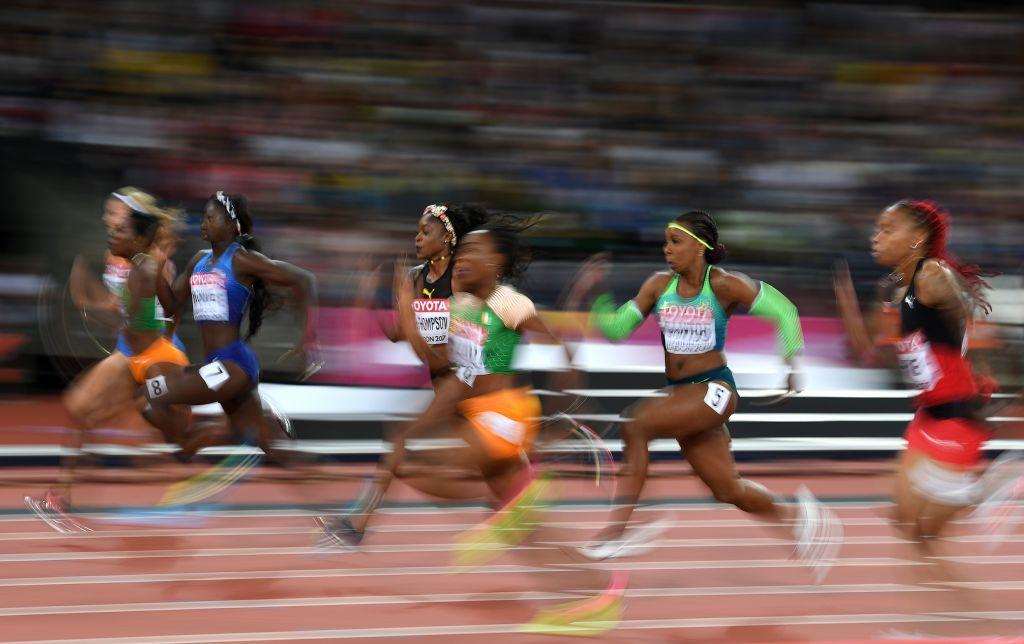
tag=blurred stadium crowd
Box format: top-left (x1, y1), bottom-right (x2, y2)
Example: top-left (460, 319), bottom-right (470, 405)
top-left (0, 1), bottom-right (1022, 384)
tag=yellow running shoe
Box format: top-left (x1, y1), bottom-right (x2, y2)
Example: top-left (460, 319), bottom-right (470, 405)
top-left (453, 474), bottom-right (551, 567)
top-left (159, 449), bottom-right (261, 507)
top-left (519, 574), bottom-right (626, 637)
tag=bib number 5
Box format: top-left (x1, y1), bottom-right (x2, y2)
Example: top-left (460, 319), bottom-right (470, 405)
top-left (703, 382), bottom-right (732, 416)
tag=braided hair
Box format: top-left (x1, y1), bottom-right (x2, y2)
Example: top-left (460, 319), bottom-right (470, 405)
top-left (893, 199), bottom-right (991, 313)
top-left (207, 193), bottom-right (273, 340)
top-left (673, 210), bottom-right (728, 264)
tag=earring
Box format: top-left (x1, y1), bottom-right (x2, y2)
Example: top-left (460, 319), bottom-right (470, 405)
top-left (911, 240), bottom-right (921, 249)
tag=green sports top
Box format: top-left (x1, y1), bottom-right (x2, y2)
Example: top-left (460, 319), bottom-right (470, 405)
top-left (655, 267), bottom-right (728, 354)
top-left (448, 285), bottom-right (536, 385)
top-left (114, 262), bottom-right (166, 332)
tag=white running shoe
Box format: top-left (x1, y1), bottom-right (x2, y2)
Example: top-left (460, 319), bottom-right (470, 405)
top-left (793, 485), bottom-right (843, 583)
top-left (578, 518), bottom-right (670, 560)
top-left (24, 493), bottom-right (91, 534)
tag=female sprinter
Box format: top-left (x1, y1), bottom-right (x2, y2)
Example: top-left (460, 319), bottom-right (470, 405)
top-left (834, 200), bottom-right (1006, 542)
top-left (361, 218), bottom-right (625, 635)
top-left (360, 203), bottom-right (490, 378)
top-left (143, 192), bottom-right (318, 462)
top-left (319, 214), bottom-right (550, 545)
top-left (568, 210), bottom-right (840, 572)
top-left (26, 191), bottom-right (192, 530)
top-left (344, 204), bottom-right (497, 513)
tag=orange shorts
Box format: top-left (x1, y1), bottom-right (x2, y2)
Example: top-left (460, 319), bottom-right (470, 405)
top-left (128, 337), bottom-right (189, 384)
top-left (458, 387), bottom-right (541, 460)
top-left (904, 408), bottom-right (990, 467)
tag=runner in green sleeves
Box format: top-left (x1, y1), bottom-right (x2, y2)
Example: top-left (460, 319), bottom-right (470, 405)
top-left (568, 210), bottom-right (841, 581)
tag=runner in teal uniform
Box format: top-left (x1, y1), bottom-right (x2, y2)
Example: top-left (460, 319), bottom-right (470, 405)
top-left (569, 210), bottom-right (841, 578)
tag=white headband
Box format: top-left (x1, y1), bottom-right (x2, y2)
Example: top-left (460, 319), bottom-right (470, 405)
top-left (111, 192), bottom-right (152, 215)
top-left (216, 191), bottom-right (237, 220)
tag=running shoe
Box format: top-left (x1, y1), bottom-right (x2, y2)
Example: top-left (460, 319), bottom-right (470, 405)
top-left (313, 514), bottom-right (364, 550)
top-left (577, 518), bottom-right (670, 561)
top-left (24, 490), bottom-right (91, 534)
top-left (454, 475), bottom-right (550, 567)
top-left (263, 395), bottom-right (294, 440)
top-left (158, 449), bottom-right (261, 507)
top-left (793, 485), bottom-right (843, 583)
top-left (520, 572), bottom-right (627, 636)
top-left (970, 451), bottom-right (1023, 550)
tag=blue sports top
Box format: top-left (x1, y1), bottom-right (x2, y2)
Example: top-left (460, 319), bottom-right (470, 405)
top-left (190, 242), bottom-right (252, 327)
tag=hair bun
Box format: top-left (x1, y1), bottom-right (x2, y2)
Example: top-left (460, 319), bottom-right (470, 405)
top-left (706, 242), bottom-right (728, 264)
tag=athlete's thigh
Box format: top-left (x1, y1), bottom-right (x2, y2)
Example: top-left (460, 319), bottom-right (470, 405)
top-left (680, 425), bottom-right (739, 492)
top-left (65, 352), bottom-right (136, 421)
top-left (630, 382), bottom-right (737, 440)
top-left (895, 448), bottom-right (974, 524)
top-left (144, 360), bottom-right (252, 407)
top-left (452, 416), bottom-right (520, 474)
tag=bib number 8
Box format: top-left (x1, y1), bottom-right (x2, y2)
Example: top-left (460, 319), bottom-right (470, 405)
top-left (146, 375), bottom-right (168, 400)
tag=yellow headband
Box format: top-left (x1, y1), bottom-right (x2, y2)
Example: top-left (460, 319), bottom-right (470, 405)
top-left (666, 222), bottom-right (712, 250)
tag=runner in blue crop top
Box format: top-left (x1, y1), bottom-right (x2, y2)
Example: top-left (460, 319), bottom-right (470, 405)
top-left (567, 210), bottom-right (840, 577)
top-left (144, 191), bottom-right (320, 461)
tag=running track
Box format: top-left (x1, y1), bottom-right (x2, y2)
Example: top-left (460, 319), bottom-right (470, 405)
top-left (0, 467), bottom-right (1022, 643)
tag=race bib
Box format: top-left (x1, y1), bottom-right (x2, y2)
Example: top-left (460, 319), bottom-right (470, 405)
top-left (449, 318), bottom-right (486, 378)
top-left (145, 375), bottom-right (168, 399)
top-left (896, 330), bottom-right (940, 390)
top-left (102, 263), bottom-right (129, 295)
top-left (199, 360), bottom-right (231, 391)
top-left (104, 263), bottom-right (130, 315)
top-left (704, 382), bottom-right (732, 416)
top-left (658, 303), bottom-right (716, 354)
top-left (413, 298), bottom-right (450, 345)
top-left (191, 271), bottom-right (229, 321)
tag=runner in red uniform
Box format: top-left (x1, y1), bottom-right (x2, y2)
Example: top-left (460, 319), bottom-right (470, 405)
top-left (835, 200), bottom-right (1009, 541)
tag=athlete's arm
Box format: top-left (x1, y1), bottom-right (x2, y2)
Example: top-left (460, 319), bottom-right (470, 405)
top-left (69, 255), bottom-right (120, 320)
top-left (518, 312), bottom-right (582, 394)
top-left (125, 257), bottom-right (158, 323)
top-left (587, 272), bottom-right (666, 342)
top-left (157, 250), bottom-right (204, 318)
top-left (716, 268), bottom-right (803, 396)
top-left (356, 263), bottom-right (402, 343)
top-left (235, 250), bottom-right (319, 352)
top-left (715, 268), bottom-right (804, 360)
top-left (915, 259), bottom-right (968, 314)
top-left (392, 260), bottom-right (447, 373)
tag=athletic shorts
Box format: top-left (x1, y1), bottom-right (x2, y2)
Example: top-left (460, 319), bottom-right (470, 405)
top-left (206, 340), bottom-right (260, 386)
top-left (668, 365), bottom-right (737, 392)
top-left (128, 336), bottom-right (189, 384)
top-left (458, 387), bottom-right (541, 460)
top-left (904, 408), bottom-right (989, 467)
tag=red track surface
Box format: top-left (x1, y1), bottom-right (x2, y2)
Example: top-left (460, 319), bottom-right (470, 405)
top-left (0, 468), bottom-right (1022, 643)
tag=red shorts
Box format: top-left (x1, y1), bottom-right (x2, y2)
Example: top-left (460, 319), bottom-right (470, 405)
top-left (903, 409), bottom-right (989, 467)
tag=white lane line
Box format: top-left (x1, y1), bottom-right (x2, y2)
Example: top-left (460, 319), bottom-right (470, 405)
top-left (2, 513), bottom-right (1020, 541)
top-left (2, 611), bottom-right (996, 643)
top-left (935, 555), bottom-right (1024, 565)
top-left (0, 501), bottom-right (913, 525)
top-left (0, 583), bottom-right (944, 618)
top-left (3, 532), bottom-right (1022, 563)
top-left (0, 557), bottom-right (922, 588)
